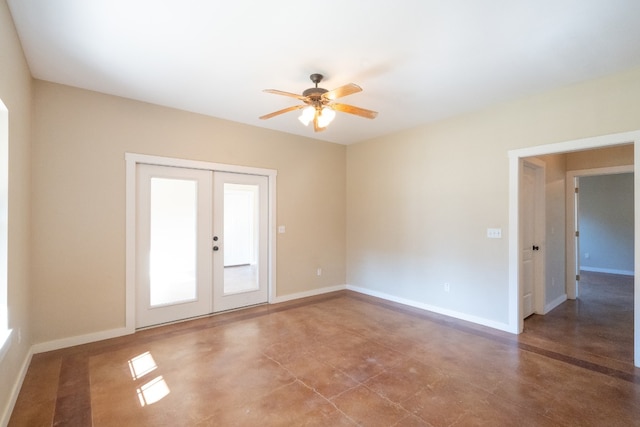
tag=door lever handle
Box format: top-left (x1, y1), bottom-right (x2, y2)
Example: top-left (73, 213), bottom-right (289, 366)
top-left (213, 246), bottom-right (219, 251)
top-left (532, 245), bottom-right (539, 251)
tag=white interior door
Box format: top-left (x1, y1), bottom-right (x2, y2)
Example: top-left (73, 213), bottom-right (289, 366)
top-left (522, 163), bottom-right (536, 318)
top-left (213, 172), bottom-right (269, 312)
top-left (136, 164), bottom-right (212, 328)
top-left (521, 159), bottom-right (545, 319)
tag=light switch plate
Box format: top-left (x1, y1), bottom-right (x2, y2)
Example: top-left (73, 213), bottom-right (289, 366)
top-left (278, 225), bottom-right (286, 234)
top-left (487, 228), bottom-right (502, 239)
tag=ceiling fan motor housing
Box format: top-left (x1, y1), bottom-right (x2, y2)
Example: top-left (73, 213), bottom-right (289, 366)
top-left (303, 73), bottom-right (328, 99)
top-left (302, 87), bottom-right (328, 98)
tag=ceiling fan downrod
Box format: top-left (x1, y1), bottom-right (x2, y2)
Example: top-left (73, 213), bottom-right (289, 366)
top-left (309, 73), bottom-right (323, 86)
top-left (303, 73), bottom-right (328, 98)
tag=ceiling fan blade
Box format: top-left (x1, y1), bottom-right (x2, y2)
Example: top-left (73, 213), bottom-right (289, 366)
top-left (263, 89), bottom-right (307, 101)
top-left (259, 104), bottom-right (305, 120)
top-left (322, 83), bottom-right (362, 100)
top-left (331, 103), bottom-right (378, 119)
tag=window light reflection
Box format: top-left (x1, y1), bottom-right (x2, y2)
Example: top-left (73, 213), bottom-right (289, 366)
top-left (137, 376), bottom-right (170, 406)
top-left (128, 351), bottom-right (157, 380)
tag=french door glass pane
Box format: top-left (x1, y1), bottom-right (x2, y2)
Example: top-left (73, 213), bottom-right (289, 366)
top-left (149, 177), bottom-right (198, 306)
top-left (223, 183), bottom-right (259, 294)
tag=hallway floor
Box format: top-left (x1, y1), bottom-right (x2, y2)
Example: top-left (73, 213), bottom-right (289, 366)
top-left (523, 271), bottom-right (634, 371)
top-left (9, 272), bottom-right (639, 426)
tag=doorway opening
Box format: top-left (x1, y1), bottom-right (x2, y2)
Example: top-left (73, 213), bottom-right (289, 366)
top-left (525, 164), bottom-right (634, 365)
top-left (568, 166), bottom-right (634, 298)
top-left (508, 130), bottom-right (640, 367)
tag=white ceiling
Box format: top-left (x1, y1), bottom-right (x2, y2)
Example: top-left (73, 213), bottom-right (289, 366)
top-left (7, 0), bottom-right (640, 145)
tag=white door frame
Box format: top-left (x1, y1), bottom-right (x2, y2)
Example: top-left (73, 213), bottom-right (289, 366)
top-left (566, 165), bottom-right (634, 300)
top-left (507, 129), bottom-right (640, 367)
top-left (125, 153), bottom-right (277, 331)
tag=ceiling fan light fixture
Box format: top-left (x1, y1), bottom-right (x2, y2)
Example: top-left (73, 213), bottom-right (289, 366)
top-left (298, 106), bottom-right (315, 126)
top-left (317, 106), bottom-right (336, 128)
top-left (261, 73), bottom-right (377, 132)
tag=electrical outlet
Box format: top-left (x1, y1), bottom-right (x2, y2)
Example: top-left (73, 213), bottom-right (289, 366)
top-left (444, 283), bottom-right (450, 292)
top-left (317, 268), bottom-right (322, 276)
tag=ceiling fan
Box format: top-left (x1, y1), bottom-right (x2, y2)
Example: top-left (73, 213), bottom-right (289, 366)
top-left (259, 73), bottom-right (378, 132)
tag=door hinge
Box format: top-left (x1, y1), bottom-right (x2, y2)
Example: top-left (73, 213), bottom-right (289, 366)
top-left (575, 230), bottom-right (579, 237)
top-left (575, 187), bottom-right (579, 194)
top-left (576, 274), bottom-right (580, 281)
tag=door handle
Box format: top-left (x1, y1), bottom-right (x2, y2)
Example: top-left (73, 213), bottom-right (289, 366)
top-left (213, 246), bottom-right (219, 251)
top-left (532, 245), bottom-right (539, 251)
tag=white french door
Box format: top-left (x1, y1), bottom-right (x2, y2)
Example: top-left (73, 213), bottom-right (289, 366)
top-left (136, 164), bottom-right (213, 327)
top-left (213, 172), bottom-right (269, 312)
top-left (135, 164), bottom-right (269, 328)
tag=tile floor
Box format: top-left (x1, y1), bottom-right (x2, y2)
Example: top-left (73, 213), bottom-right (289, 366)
top-left (9, 272), bottom-right (639, 426)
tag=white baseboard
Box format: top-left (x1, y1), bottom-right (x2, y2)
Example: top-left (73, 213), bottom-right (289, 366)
top-left (31, 282), bottom-right (517, 354)
top-left (346, 285), bottom-right (513, 333)
top-left (580, 266), bottom-right (634, 276)
top-left (33, 286), bottom-right (351, 355)
top-left (1, 346), bottom-right (33, 427)
top-left (32, 326), bottom-right (134, 354)
top-left (543, 293), bottom-right (567, 314)
top-left (270, 284), bottom-right (347, 304)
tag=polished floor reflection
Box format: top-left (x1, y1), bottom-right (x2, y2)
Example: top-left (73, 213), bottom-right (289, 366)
top-left (9, 272), bottom-right (639, 426)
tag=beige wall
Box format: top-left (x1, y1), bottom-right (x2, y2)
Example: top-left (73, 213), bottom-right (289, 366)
top-left (0, 0), bottom-right (33, 421)
top-left (347, 66), bottom-right (640, 326)
top-left (31, 81), bottom-right (346, 344)
top-left (566, 144), bottom-right (634, 170)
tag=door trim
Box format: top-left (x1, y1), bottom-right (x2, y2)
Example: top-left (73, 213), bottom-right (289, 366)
top-left (507, 129), bottom-right (640, 368)
top-left (125, 153), bottom-right (277, 331)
